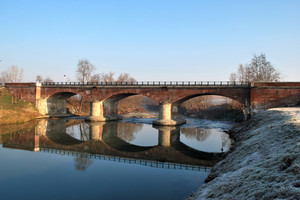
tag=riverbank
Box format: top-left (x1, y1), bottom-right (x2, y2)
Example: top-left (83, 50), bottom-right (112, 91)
top-left (0, 87), bottom-right (40, 125)
top-left (189, 107), bottom-right (300, 200)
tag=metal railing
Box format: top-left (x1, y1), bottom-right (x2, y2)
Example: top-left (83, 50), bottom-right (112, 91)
top-left (42, 81), bottom-right (250, 87)
top-left (40, 148), bottom-right (209, 172)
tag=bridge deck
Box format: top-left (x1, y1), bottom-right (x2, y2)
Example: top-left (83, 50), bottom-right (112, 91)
top-left (42, 81), bottom-right (250, 87)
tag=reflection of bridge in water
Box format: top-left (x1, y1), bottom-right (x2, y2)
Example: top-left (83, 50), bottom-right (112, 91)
top-left (40, 148), bottom-right (210, 171)
top-left (3, 119), bottom-right (223, 170)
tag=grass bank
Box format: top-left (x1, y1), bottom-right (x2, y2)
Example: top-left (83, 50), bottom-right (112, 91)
top-left (189, 108), bottom-right (300, 200)
top-left (0, 87), bottom-right (41, 125)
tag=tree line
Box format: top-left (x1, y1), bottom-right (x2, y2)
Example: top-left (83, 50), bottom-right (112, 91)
top-left (35, 59), bottom-right (136, 83)
top-left (0, 53), bottom-right (281, 84)
top-left (0, 65), bottom-right (24, 83)
top-left (75, 59), bottom-right (136, 83)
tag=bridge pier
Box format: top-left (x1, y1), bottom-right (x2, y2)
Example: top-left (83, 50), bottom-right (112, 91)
top-left (89, 122), bottom-right (104, 140)
top-left (86, 101), bottom-right (122, 122)
top-left (154, 126), bottom-right (180, 147)
top-left (153, 103), bottom-right (186, 126)
top-left (158, 127), bottom-right (172, 147)
top-left (35, 120), bottom-right (48, 136)
top-left (157, 126), bottom-right (177, 147)
top-left (86, 101), bottom-right (104, 121)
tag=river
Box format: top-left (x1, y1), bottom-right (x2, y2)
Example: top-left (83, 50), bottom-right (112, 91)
top-left (0, 116), bottom-right (234, 200)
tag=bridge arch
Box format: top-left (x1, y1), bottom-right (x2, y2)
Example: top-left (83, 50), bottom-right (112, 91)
top-left (46, 130), bottom-right (85, 145)
top-left (87, 93), bottom-right (158, 122)
top-left (172, 140), bottom-right (221, 161)
top-left (172, 94), bottom-right (244, 121)
top-left (101, 134), bottom-right (155, 152)
top-left (39, 92), bottom-right (79, 116)
top-left (43, 119), bottom-right (86, 145)
top-left (87, 120), bottom-right (156, 152)
top-left (172, 92), bottom-right (245, 105)
top-left (152, 90), bottom-right (250, 125)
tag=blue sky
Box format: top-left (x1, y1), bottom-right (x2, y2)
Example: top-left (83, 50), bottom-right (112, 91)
top-left (0, 0), bottom-right (299, 82)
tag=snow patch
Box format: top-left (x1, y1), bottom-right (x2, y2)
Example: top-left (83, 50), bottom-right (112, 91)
top-left (189, 108), bottom-right (300, 200)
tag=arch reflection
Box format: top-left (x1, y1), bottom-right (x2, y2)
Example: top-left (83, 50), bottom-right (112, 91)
top-left (3, 119), bottom-right (226, 171)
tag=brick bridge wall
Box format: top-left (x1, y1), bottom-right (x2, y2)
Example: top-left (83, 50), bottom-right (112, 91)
top-left (4, 83), bottom-right (38, 103)
top-left (4, 82), bottom-right (300, 121)
top-left (251, 82), bottom-right (300, 111)
top-left (5, 82), bottom-right (250, 115)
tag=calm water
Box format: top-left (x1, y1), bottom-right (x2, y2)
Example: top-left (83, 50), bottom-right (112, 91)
top-left (0, 117), bottom-right (233, 200)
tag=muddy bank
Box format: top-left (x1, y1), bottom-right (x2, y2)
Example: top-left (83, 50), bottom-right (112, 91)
top-left (189, 108), bottom-right (300, 200)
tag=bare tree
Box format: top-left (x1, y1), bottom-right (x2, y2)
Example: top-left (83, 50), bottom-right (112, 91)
top-left (89, 72), bottom-right (115, 82)
top-left (76, 59), bottom-right (95, 113)
top-left (74, 156), bottom-right (93, 171)
top-left (0, 72), bottom-right (6, 84)
top-left (36, 75), bottom-right (43, 82)
top-left (76, 59), bottom-right (95, 83)
top-left (90, 73), bottom-right (101, 82)
top-left (230, 53), bottom-right (280, 82)
top-left (100, 72), bottom-right (115, 82)
top-left (249, 54), bottom-right (280, 82)
top-left (229, 72), bottom-right (237, 82)
top-left (116, 73), bottom-right (136, 83)
top-left (0, 65), bottom-right (24, 83)
top-left (117, 123), bottom-right (143, 142)
top-left (44, 77), bottom-right (54, 82)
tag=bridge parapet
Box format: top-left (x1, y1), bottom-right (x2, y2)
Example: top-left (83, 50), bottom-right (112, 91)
top-left (251, 82), bottom-right (300, 87)
top-left (42, 81), bottom-right (250, 87)
top-left (40, 148), bottom-right (210, 171)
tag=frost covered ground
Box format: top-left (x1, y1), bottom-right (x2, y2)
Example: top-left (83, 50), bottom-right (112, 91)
top-left (189, 108), bottom-right (300, 200)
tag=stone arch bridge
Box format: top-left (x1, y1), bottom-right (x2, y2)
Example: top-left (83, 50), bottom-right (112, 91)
top-left (5, 81), bottom-right (300, 125)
